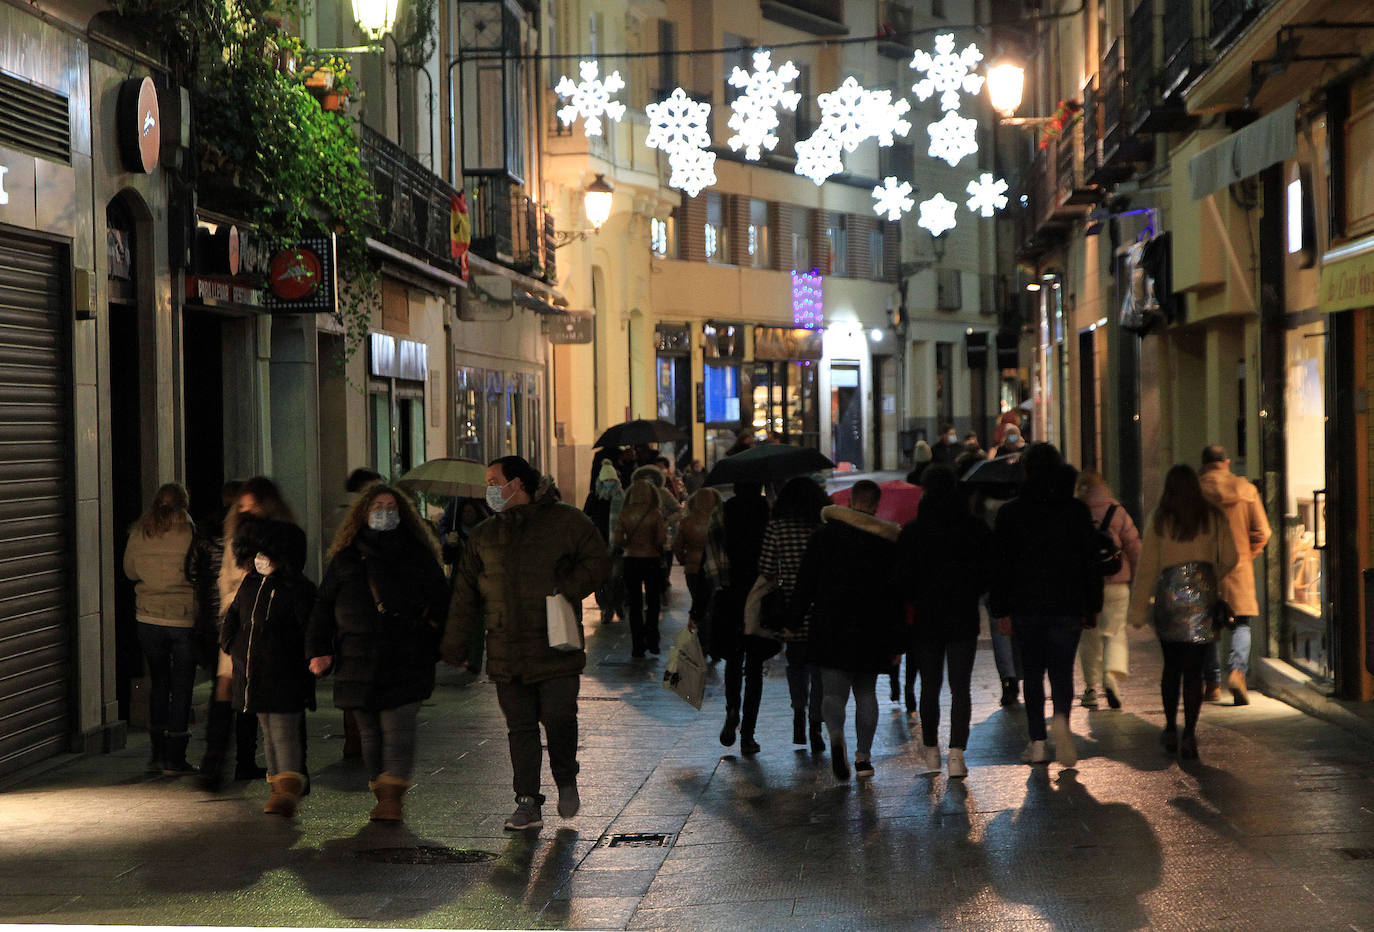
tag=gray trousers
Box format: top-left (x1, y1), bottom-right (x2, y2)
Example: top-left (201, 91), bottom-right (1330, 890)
top-left (820, 668), bottom-right (879, 759)
top-left (354, 701), bottom-right (422, 781)
top-left (257, 712), bottom-right (304, 776)
top-left (495, 674), bottom-right (580, 800)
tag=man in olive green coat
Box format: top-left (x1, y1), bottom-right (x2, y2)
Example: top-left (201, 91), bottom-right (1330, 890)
top-left (442, 455), bottom-right (611, 831)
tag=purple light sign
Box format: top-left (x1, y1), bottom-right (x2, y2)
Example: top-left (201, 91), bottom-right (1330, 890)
top-left (792, 268), bottom-right (823, 329)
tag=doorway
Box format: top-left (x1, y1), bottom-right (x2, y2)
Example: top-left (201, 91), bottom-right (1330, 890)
top-left (830, 362), bottom-right (862, 470)
top-left (182, 310), bottom-right (225, 524)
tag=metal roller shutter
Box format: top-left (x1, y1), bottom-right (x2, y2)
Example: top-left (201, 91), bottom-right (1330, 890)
top-left (0, 235), bottom-right (72, 776)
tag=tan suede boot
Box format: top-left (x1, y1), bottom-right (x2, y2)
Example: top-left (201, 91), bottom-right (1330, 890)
top-left (263, 771), bottom-right (305, 817)
top-left (368, 773), bottom-right (411, 822)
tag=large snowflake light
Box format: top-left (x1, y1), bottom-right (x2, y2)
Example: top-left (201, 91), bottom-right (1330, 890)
top-left (867, 87), bottom-right (913, 147)
top-left (727, 50), bottom-right (802, 160)
top-left (872, 177), bottom-right (915, 221)
top-left (645, 88), bottom-right (717, 196)
top-left (927, 110), bottom-right (979, 167)
top-left (910, 34), bottom-right (985, 112)
top-left (966, 173), bottom-right (1009, 217)
top-left (794, 129), bottom-right (844, 186)
top-left (555, 61), bottom-right (626, 137)
top-left (815, 78), bottom-right (912, 153)
top-left (917, 193), bottom-right (958, 237)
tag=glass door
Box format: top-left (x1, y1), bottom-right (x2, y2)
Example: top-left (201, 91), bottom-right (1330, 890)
top-left (1283, 320), bottom-right (1330, 680)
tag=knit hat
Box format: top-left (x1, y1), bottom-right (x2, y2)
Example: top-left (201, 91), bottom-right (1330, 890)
top-left (597, 460), bottom-right (619, 484)
top-left (913, 440), bottom-right (933, 464)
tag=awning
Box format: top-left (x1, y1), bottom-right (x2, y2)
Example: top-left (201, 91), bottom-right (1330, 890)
top-left (468, 252), bottom-right (568, 306)
top-left (1319, 234), bottom-right (1374, 313)
top-left (1189, 100), bottom-right (1298, 200)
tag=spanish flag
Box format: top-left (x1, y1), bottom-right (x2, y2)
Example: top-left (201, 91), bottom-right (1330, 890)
top-left (450, 192), bottom-right (470, 280)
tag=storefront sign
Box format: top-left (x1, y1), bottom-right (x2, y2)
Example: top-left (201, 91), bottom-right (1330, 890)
top-left (185, 275), bottom-right (263, 308)
top-left (263, 236), bottom-right (337, 314)
top-left (117, 77), bottom-right (161, 174)
top-left (755, 326), bottom-right (823, 361)
top-left (1320, 236), bottom-right (1374, 313)
top-left (545, 313), bottom-right (593, 344)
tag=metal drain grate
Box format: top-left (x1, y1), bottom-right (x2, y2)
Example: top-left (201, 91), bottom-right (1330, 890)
top-left (581, 695), bottom-right (622, 701)
top-left (355, 846), bottom-right (499, 864)
top-left (1336, 848), bottom-right (1374, 861)
top-left (604, 832), bottom-right (673, 848)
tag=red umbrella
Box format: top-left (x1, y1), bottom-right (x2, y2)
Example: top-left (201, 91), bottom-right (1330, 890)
top-left (830, 480), bottom-right (923, 526)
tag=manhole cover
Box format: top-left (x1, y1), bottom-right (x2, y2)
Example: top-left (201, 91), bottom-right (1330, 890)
top-left (603, 832), bottom-right (673, 848)
top-left (355, 846), bottom-right (499, 864)
top-left (1336, 848), bottom-right (1374, 861)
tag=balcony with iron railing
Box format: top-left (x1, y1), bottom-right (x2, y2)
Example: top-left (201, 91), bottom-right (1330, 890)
top-left (1095, 38), bottom-right (1151, 182)
top-left (759, 0), bottom-right (848, 36)
top-left (1053, 120), bottom-right (1099, 209)
top-left (1128, 0), bottom-right (1197, 135)
top-left (359, 124), bottom-right (462, 277)
top-left (1208, 0), bottom-right (1265, 51)
top-left (1161, 0), bottom-right (1208, 98)
top-left (1082, 75), bottom-right (1100, 182)
top-left (462, 173), bottom-right (558, 284)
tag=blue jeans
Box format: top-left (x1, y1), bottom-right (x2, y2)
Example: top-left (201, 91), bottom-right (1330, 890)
top-left (989, 607), bottom-right (1022, 680)
top-left (1012, 616), bottom-right (1083, 742)
top-left (258, 711), bottom-right (304, 775)
top-left (136, 623), bottom-right (197, 736)
top-left (355, 701), bottom-right (421, 781)
top-left (1204, 617), bottom-right (1254, 682)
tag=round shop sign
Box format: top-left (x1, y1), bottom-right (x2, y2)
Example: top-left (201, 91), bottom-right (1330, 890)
top-left (268, 247), bottom-right (322, 301)
top-left (117, 77), bottom-right (161, 174)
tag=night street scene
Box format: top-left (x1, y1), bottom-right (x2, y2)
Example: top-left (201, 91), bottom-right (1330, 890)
top-left (3, 0), bottom-right (1374, 928)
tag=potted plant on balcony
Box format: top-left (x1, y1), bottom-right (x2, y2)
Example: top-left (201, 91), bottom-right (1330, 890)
top-left (1037, 98), bottom-right (1082, 150)
top-left (277, 33), bottom-right (303, 76)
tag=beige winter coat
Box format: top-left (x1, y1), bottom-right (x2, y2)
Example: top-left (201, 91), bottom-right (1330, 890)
top-left (1128, 513), bottom-right (1239, 630)
top-left (1199, 463), bottom-right (1272, 616)
top-left (122, 524), bottom-right (196, 627)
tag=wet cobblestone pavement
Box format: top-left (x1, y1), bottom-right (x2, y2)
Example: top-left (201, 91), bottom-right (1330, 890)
top-left (3, 569), bottom-right (1374, 930)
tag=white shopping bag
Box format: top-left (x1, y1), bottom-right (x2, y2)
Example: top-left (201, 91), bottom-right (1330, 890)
top-left (662, 628), bottom-right (707, 709)
top-left (546, 594), bottom-right (583, 652)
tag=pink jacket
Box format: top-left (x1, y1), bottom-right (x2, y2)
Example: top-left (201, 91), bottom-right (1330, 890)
top-left (1081, 491), bottom-right (1142, 586)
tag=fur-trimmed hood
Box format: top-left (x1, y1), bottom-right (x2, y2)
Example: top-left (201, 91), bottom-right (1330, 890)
top-left (631, 464), bottom-right (665, 487)
top-left (821, 504), bottom-right (900, 542)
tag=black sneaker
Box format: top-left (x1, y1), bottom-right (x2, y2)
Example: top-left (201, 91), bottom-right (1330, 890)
top-left (1000, 678), bottom-right (1020, 707)
top-left (740, 737), bottom-right (760, 755)
top-left (831, 744), bottom-right (850, 780)
top-left (719, 711), bottom-right (738, 748)
top-left (1105, 686), bottom-right (1122, 710)
top-left (854, 757), bottom-right (875, 779)
top-left (505, 795), bottom-right (543, 830)
top-left (1160, 727), bottom-right (1178, 754)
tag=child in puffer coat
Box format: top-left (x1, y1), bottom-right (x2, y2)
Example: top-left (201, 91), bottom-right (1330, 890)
top-left (220, 516), bottom-right (317, 818)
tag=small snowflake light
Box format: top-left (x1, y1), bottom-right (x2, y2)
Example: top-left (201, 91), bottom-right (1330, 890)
top-left (666, 147), bottom-right (718, 198)
top-left (917, 193), bottom-right (958, 237)
top-left (815, 78), bottom-right (913, 153)
top-left (646, 88), bottom-right (712, 157)
top-left (872, 177), bottom-right (915, 221)
top-left (727, 50), bottom-right (802, 160)
top-left (555, 60), bottom-right (626, 137)
top-left (793, 129), bottom-right (844, 186)
top-left (867, 87), bottom-right (913, 147)
top-left (910, 33), bottom-right (985, 112)
top-left (927, 110), bottom-right (979, 167)
top-left (965, 173), bottom-right (1009, 217)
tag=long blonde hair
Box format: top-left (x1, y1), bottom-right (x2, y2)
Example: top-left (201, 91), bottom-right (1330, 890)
top-left (136, 483), bottom-right (192, 538)
top-left (329, 483), bottom-right (441, 562)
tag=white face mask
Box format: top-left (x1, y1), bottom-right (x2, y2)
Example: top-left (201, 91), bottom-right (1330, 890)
top-left (367, 506), bottom-right (400, 532)
top-left (254, 553), bottom-right (274, 576)
top-left (486, 482), bottom-right (510, 513)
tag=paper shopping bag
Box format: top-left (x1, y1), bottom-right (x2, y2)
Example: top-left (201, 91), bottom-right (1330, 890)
top-left (662, 628), bottom-right (706, 709)
top-left (546, 594), bottom-right (583, 652)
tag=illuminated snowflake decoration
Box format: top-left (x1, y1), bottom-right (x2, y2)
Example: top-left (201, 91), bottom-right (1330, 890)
top-left (815, 77), bottom-right (912, 153)
top-left (666, 146), bottom-right (718, 198)
top-left (794, 129), bottom-right (845, 186)
top-left (910, 33), bottom-right (985, 112)
top-left (555, 60), bottom-right (626, 137)
top-left (927, 110), bottom-right (979, 167)
top-left (645, 88), bottom-right (717, 196)
top-left (966, 172), bottom-right (1009, 217)
top-left (727, 50), bottom-right (802, 160)
top-left (872, 177), bottom-right (915, 221)
top-left (917, 192), bottom-right (959, 237)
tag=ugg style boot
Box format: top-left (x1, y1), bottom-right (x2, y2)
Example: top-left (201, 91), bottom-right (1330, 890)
top-left (263, 771), bottom-right (306, 817)
top-left (947, 748), bottom-right (968, 779)
top-left (198, 701), bottom-right (234, 790)
top-left (368, 774), bottom-right (410, 822)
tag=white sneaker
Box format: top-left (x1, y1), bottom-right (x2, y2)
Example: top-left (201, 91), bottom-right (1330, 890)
top-left (1020, 739), bottom-right (1049, 764)
top-left (1051, 713), bottom-right (1077, 767)
top-left (918, 744), bottom-right (941, 774)
top-left (947, 748), bottom-right (967, 779)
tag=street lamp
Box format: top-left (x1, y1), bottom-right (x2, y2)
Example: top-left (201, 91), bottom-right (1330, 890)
top-left (583, 174), bottom-right (614, 230)
top-left (351, 0), bottom-right (400, 41)
top-left (986, 57), bottom-right (1026, 117)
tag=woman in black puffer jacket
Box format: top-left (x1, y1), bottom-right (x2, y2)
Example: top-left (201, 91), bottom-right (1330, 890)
top-left (307, 483), bottom-right (449, 823)
top-left (220, 516), bottom-right (317, 818)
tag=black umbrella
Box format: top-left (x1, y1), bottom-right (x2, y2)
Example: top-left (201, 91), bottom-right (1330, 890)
top-left (705, 443), bottom-right (835, 486)
top-left (959, 453), bottom-right (1025, 495)
top-left (594, 418), bottom-right (689, 448)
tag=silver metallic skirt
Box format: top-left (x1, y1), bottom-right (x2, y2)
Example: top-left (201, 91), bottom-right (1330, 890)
top-left (1151, 561), bottom-right (1219, 644)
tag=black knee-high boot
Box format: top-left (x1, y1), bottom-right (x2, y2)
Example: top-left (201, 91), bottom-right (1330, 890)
top-left (233, 711), bottom-right (266, 780)
top-left (198, 701), bottom-right (234, 790)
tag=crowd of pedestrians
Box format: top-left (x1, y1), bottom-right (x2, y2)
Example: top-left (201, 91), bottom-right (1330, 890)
top-left (117, 431), bottom-right (1268, 830)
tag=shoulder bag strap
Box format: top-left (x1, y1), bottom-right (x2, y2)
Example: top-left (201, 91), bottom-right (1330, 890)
top-left (360, 553), bottom-right (386, 615)
top-left (1099, 504), bottom-right (1117, 533)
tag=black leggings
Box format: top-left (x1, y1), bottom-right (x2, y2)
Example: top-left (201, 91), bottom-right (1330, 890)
top-left (623, 556), bottom-right (662, 655)
top-left (1160, 641), bottom-right (1208, 736)
top-left (915, 635), bottom-right (978, 749)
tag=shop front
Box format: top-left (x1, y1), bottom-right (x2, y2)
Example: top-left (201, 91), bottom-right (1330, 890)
top-left (655, 324), bottom-right (693, 466)
top-left (752, 326), bottom-right (822, 450)
top-left (701, 321), bottom-right (747, 469)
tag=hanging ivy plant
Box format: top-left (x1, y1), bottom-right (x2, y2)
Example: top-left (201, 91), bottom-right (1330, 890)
top-left (112, 0), bottom-right (378, 361)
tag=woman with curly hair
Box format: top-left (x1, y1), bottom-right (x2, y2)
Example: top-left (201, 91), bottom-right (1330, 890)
top-left (307, 483), bottom-right (449, 822)
top-left (122, 483), bottom-right (199, 775)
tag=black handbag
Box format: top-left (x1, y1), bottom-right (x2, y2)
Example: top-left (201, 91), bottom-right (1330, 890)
top-left (758, 586), bottom-right (789, 632)
top-left (1211, 598), bottom-right (1237, 632)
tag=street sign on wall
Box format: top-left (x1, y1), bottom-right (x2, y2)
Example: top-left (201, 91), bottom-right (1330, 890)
top-left (544, 313), bottom-right (593, 344)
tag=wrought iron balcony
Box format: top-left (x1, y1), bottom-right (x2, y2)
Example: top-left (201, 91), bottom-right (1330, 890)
top-left (1162, 0), bottom-right (1208, 98)
top-left (1082, 75), bottom-right (1100, 182)
top-left (1094, 38), bottom-right (1150, 183)
top-left (759, 0), bottom-right (848, 36)
top-left (359, 124), bottom-right (463, 276)
top-left (1208, 0), bottom-right (1258, 51)
top-left (1128, 0), bottom-right (1197, 135)
top-left (1054, 120), bottom-right (1099, 209)
top-left (462, 173), bottom-right (558, 283)
top-left (511, 194), bottom-right (556, 282)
